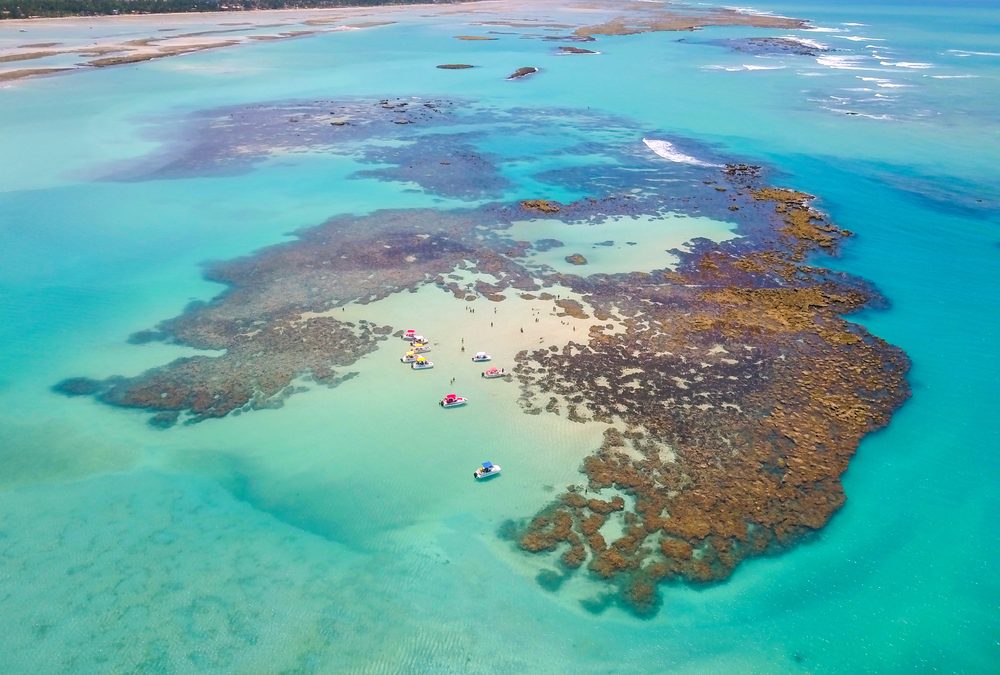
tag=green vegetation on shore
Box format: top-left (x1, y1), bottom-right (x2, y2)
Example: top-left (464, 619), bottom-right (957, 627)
top-left (0, 0), bottom-right (444, 20)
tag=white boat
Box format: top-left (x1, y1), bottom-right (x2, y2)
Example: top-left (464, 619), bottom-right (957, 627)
top-left (403, 329), bottom-right (418, 341)
top-left (411, 357), bottom-right (434, 370)
top-left (412, 342), bottom-right (432, 353)
top-left (474, 461), bottom-right (502, 479)
top-left (481, 367), bottom-right (507, 379)
top-left (401, 351), bottom-right (417, 363)
top-left (471, 351), bottom-right (492, 362)
top-left (411, 334), bottom-right (428, 344)
top-left (440, 393), bottom-right (468, 408)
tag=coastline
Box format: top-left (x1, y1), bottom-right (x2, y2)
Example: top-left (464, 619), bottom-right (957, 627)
top-left (0, 0), bottom-right (810, 83)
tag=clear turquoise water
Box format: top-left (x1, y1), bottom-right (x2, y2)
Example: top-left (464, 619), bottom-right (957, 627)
top-left (1, 1), bottom-right (998, 672)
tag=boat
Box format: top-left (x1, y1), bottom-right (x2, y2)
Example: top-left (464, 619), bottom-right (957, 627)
top-left (474, 461), bottom-right (502, 479)
top-left (440, 393), bottom-right (468, 408)
top-left (412, 342), bottom-right (431, 353)
top-left (401, 351), bottom-right (417, 363)
top-left (411, 356), bottom-right (434, 370)
top-left (403, 329), bottom-right (418, 341)
top-left (471, 351), bottom-right (492, 362)
top-left (481, 367), bottom-right (507, 379)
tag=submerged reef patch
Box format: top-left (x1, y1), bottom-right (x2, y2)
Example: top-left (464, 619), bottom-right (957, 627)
top-left (60, 98), bottom-right (908, 614)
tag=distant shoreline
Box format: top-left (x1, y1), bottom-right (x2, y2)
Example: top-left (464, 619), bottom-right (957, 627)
top-left (0, 0), bottom-right (464, 21)
top-left (1, 0), bottom-right (805, 84)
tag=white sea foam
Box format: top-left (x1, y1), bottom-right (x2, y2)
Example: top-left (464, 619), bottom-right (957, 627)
top-left (882, 61), bottom-right (934, 69)
top-left (816, 55), bottom-right (881, 71)
top-left (704, 64), bottom-right (785, 72)
top-left (823, 106), bottom-right (894, 120)
top-left (805, 27), bottom-right (844, 33)
top-left (723, 5), bottom-right (775, 16)
top-left (929, 74), bottom-right (979, 79)
top-left (946, 49), bottom-right (1000, 57)
top-left (642, 139), bottom-right (721, 168)
top-left (837, 35), bottom-right (885, 42)
top-left (779, 35), bottom-right (828, 50)
top-left (842, 22), bottom-right (867, 27)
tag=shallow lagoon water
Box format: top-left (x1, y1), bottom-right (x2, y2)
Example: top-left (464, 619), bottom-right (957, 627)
top-left (1, 0), bottom-right (998, 672)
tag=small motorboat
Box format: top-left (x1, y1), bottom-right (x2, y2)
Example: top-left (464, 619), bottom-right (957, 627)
top-left (474, 461), bottom-right (502, 479)
top-left (412, 342), bottom-right (432, 353)
top-left (481, 367), bottom-right (507, 379)
top-left (411, 356), bottom-right (434, 370)
top-left (471, 351), bottom-right (492, 363)
top-left (401, 351), bottom-right (417, 363)
top-left (403, 329), bottom-right (418, 341)
top-left (440, 393), bottom-right (468, 408)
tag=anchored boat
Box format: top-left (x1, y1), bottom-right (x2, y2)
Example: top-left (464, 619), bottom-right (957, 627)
top-left (474, 461), bottom-right (502, 479)
top-left (403, 329), bottom-right (417, 341)
top-left (482, 367), bottom-right (506, 379)
top-left (412, 342), bottom-right (431, 353)
top-left (401, 351), bottom-right (417, 363)
top-left (411, 356), bottom-right (434, 370)
top-left (471, 351), bottom-right (492, 363)
top-left (440, 393), bottom-right (468, 408)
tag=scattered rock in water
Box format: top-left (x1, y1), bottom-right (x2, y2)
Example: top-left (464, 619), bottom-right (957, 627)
top-left (52, 377), bottom-right (101, 396)
top-left (593, 240), bottom-right (615, 247)
top-left (507, 66), bottom-right (539, 80)
top-left (557, 46), bottom-right (598, 55)
top-left (711, 36), bottom-right (829, 57)
top-left (534, 238), bottom-right (564, 252)
top-left (724, 163), bottom-right (762, 178)
top-left (455, 35), bottom-right (497, 41)
top-left (436, 63), bottom-right (475, 69)
top-left (520, 199), bottom-right (561, 213)
top-left (565, 253), bottom-right (588, 265)
top-left (149, 411), bottom-right (180, 429)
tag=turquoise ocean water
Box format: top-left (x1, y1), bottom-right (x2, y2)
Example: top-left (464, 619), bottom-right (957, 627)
top-left (0, 0), bottom-right (998, 671)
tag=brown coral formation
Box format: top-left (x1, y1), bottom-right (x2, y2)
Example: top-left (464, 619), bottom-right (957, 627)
top-left (520, 199), bottom-right (562, 214)
top-left (436, 64), bottom-right (475, 69)
top-left (574, 7), bottom-right (806, 38)
top-left (516, 188), bottom-right (909, 615)
top-left (56, 207), bottom-right (543, 425)
top-left (564, 253), bottom-right (588, 266)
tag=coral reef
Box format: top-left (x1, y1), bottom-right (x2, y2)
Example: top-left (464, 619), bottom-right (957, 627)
top-left (513, 184), bottom-right (910, 615)
top-left (58, 97), bottom-right (908, 616)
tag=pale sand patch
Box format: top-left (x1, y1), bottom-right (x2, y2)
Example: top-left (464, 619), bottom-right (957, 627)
top-left (0, 7), bottom-right (401, 81)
